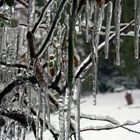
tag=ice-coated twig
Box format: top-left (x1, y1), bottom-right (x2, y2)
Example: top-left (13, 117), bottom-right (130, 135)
top-left (36, 0), bottom-right (68, 58)
top-left (58, 95), bottom-right (65, 140)
top-left (36, 88), bottom-right (41, 140)
top-left (64, 89), bottom-right (72, 140)
top-left (32, 0), bottom-right (54, 33)
top-left (85, 0), bottom-right (89, 42)
top-left (75, 19), bottom-right (134, 80)
top-left (0, 61), bottom-right (30, 69)
top-left (44, 87), bottom-right (51, 130)
top-left (114, 0), bottom-right (122, 65)
top-left (74, 78), bottom-right (81, 140)
top-left (28, 0), bottom-right (35, 31)
top-left (70, 112), bottom-right (140, 135)
top-left (26, 31), bottom-right (36, 63)
top-left (24, 100), bottom-right (59, 140)
top-left (105, 1), bottom-right (113, 59)
top-left (65, 0), bottom-right (78, 139)
top-left (0, 110), bottom-right (36, 137)
top-left (134, 0), bottom-right (140, 59)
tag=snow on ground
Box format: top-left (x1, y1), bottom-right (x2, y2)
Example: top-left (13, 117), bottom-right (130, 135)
top-left (26, 89), bottom-right (140, 140)
top-left (78, 89), bottom-right (140, 140)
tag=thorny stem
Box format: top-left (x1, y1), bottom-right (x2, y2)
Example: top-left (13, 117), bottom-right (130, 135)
top-left (77, 113), bottom-right (140, 135)
top-left (0, 19), bottom-right (134, 106)
top-left (79, 121), bottom-right (140, 133)
top-left (70, 119), bottom-right (140, 136)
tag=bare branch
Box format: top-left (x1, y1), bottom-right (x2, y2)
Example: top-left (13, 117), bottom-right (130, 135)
top-left (16, 0), bottom-right (41, 15)
top-left (32, 0), bottom-right (54, 33)
top-left (36, 0), bottom-right (67, 58)
top-left (75, 19), bottom-right (135, 79)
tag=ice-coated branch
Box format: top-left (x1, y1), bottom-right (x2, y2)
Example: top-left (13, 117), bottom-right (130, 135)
top-left (70, 113), bottom-right (140, 135)
top-left (134, 0), bottom-right (140, 59)
top-left (32, 0), bottom-right (54, 33)
top-left (23, 100), bottom-right (59, 140)
top-left (79, 120), bottom-right (140, 133)
top-left (0, 79), bottom-right (25, 104)
top-left (36, 0), bottom-right (67, 58)
top-left (0, 61), bottom-right (30, 69)
top-left (75, 19), bottom-right (134, 79)
top-left (0, 109), bottom-right (36, 137)
top-left (77, 113), bottom-right (140, 135)
top-left (16, 0), bottom-right (40, 15)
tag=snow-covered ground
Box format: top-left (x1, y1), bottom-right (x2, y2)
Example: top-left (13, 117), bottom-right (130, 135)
top-left (26, 89), bottom-right (140, 140)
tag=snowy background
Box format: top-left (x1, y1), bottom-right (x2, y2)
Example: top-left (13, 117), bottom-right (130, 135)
top-left (26, 89), bottom-right (140, 140)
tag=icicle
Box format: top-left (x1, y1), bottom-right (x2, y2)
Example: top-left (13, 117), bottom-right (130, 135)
top-left (42, 87), bottom-right (50, 130)
top-left (134, 0), bottom-right (140, 59)
top-left (58, 95), bottom-right (65, 140)
top-left (36, 88), bottom-right (42, 140)
top-left (21, 127), bottom-right (26, 140)
top-left (28, 0), bottom-right (35, 31)
top-left (1, 27), bottom-right (7, 84)
top-left (105, 1), bottom-right (113, 59)
top-left (16, 27), bottom-right (25, 61)
top-left (78, 14), bottom-right (82, 33)
top-left (0, 28), bottom-right (3, 58)
top-left (26, 82), bottom-right (32, 126)
top-left (114, 0), bottom-right (122, 65)
top-left (91, 47), bottom-right (98, 105)
top-left (89, 2), bottom-right (94, 20)
top-left (64, 89), bottom-right (71, 140)
top-left (42, 93), bottom-right (46, 131)
top-left (74, 78), bottom-right (81, 140)
top-left (85, 0), bottom-right (89, 42)
top-left (91, 3), bottom-right (104, 105)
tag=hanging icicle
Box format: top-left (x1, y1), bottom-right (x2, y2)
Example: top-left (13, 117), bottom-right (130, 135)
top-left (73, 78), bottom-right (81, 140)
top-left (114, 0), bottom-right (122, 65)
top-left (43, 86), bottom-right (50, 130)
top-left (64, 89), bottom-right (71, 140)
top-left (85, 0), bottom-right (89, 42)
top-left (91, 2), bottom-right (104, 105)
top-left (36, 88), bottom-right (41, 140)
top-left (58, 95), bottom-right (65, 140)
top-left (105, 1), bottom-right (113, 59)
top-left (91, 47), bottom-right (98, 105)
top-left (16, 27), bottom-right (25, 62)
top-left (134, 0), bottom-right (140, 59)
top-left (28, 0), bottom-right (35, 31)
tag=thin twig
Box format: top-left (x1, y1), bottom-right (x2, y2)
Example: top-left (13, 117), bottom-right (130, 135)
top-left (0, 61), bottom-right (30, 69)
top-left (32, 0), bottom-right (54, 33)
top-left (75, 19), bottom-right (135, 79)
top-left (16, 0), bottom-right (40, 15)
top-left (36, 0), bottom-right (67, 58)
